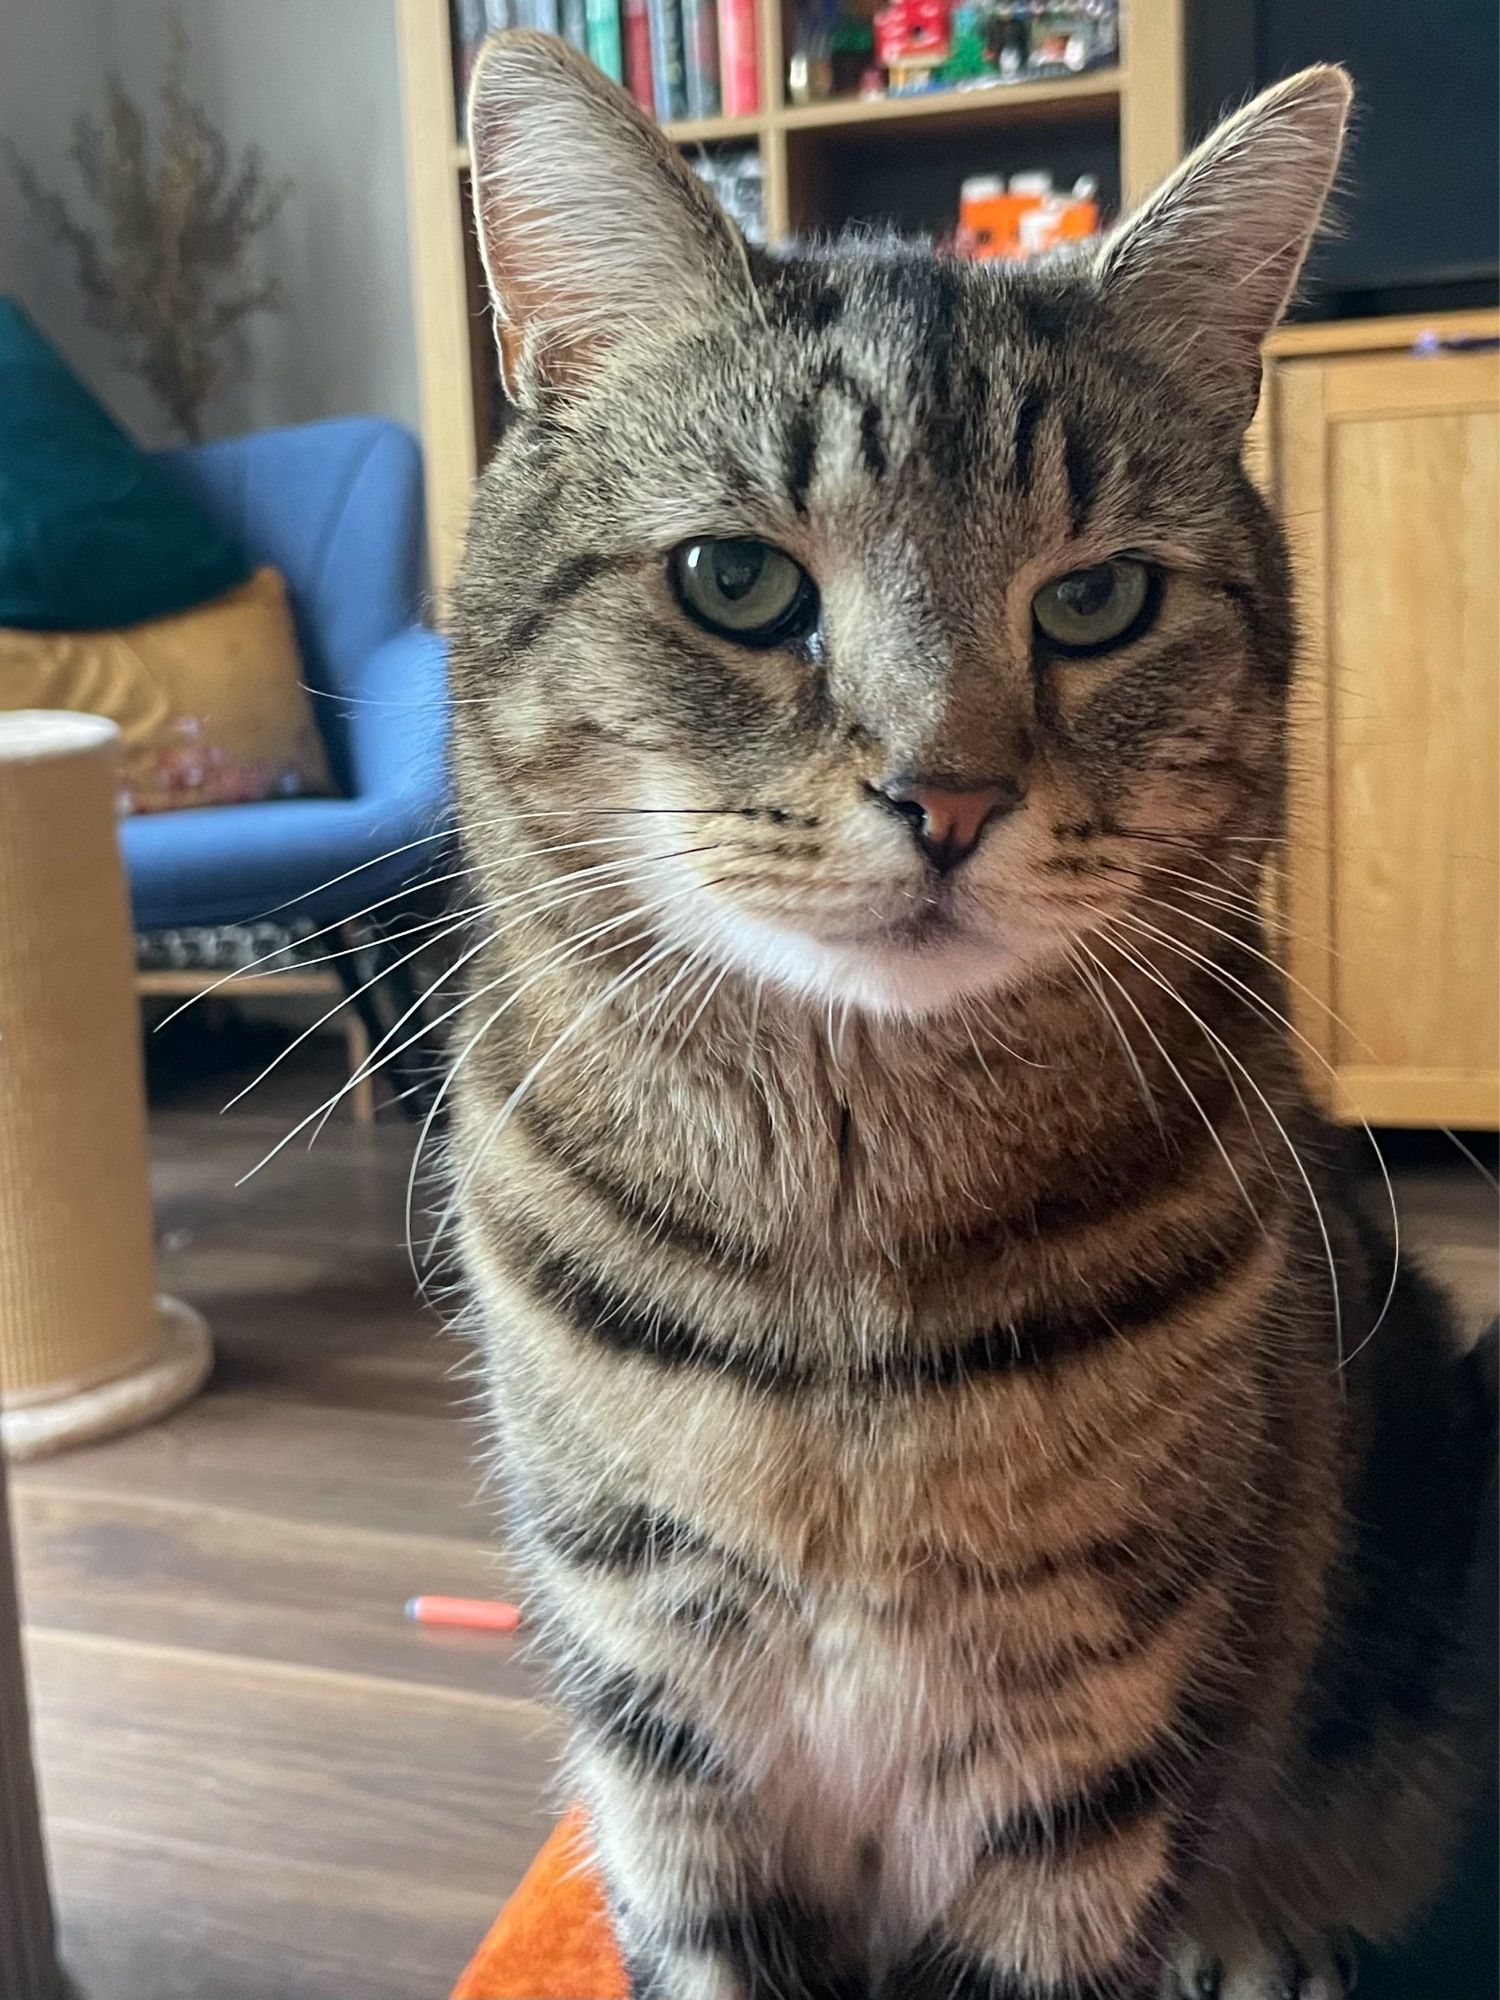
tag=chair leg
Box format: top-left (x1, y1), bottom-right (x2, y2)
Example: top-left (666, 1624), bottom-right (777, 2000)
top-left (331, 925), bottom-right (396, 1121)
top-left (330, 916), bottom-right (445, 1124)
top-left (343, 1009), bottom-right (376, 1125)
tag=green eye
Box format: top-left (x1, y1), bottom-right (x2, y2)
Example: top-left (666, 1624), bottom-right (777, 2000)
top-left (1032, 559), bottom-right (1155, 655)
top-left (671, 538), bottom-right (817, 647)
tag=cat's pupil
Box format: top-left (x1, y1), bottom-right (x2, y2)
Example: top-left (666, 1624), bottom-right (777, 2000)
top-left (1057, 566), bottom-right (1116, 617)
top-left (712, 541), bottom-right (767, 602)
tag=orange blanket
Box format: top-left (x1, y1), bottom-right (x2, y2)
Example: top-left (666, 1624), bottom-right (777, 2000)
top-left (453, 1808), bottom-right (629, 2000)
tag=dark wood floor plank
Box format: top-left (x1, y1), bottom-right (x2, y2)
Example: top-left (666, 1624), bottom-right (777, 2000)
top-left (46, 1820), bottom-right (502, 2000)
top-left (150, 1122), bottom-right (466, 1418)
top-left (25, 1629), bottom-right (562, 1902)
top-left (12, 1489), bottom-right (548, 1705)
top-left (157, 1278), bottom-right (469, 1420)
top-left (15, 1391), bottom-right (490, 1543)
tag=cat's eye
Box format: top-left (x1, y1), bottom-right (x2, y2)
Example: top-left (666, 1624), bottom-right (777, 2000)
top-left (671, 538), bottom-right (817, 647)
top-left (1032, 559), bottom-right (1155, 656)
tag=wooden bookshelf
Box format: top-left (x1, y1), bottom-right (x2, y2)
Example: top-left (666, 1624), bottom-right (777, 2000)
top-left (447, 66), bottom-right (1123, 161)
top-left (397, 0), bottom-right (1184, 595)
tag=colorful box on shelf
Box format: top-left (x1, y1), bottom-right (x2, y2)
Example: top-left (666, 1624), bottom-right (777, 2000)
top-left (956, 168), bottom-right (1100, 260)
top-left (799, 0), bottom-right (1117, 107)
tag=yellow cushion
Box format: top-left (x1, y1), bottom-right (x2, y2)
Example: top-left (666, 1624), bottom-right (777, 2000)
top-left (0, 566), bottom-right (335, 814)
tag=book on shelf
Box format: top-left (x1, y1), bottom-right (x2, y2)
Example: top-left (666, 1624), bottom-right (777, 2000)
top-left (561, 0), bottom-right (589, 51)
top-left (682, 0), bottom-right (721, 119)
top-left (585, 0), bottom-right (625, 82)
top-left (511, 0), bottom-right (560, 31)
top-left (716, 0), bottom-right (759, 116)
top-left (647, 0), bottom-right (688, 124)
top-left (622, 0), bottom-right (655, 114)
top-left (452, 0), bottom-right (488, 123)
top-left (455, 0), bottom-right (488, 47)
top-left (690, 146), bottom-right (764, 244)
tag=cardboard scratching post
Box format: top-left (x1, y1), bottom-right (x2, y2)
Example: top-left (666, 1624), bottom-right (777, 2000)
top-left (0, 711), bottom-right (210, 1459)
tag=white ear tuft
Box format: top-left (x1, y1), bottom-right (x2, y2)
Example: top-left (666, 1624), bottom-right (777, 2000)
top-left (1095, 65), bottom-right (1352, 430)
top-left (467, 30), bottom-right (754, 407)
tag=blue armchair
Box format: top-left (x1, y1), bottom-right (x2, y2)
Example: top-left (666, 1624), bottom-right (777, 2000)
top-left (124, 416), bottom-right (450, 932)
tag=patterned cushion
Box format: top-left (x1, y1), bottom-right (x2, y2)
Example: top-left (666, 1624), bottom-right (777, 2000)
top-left (0, 567), bottom-right (334, 813)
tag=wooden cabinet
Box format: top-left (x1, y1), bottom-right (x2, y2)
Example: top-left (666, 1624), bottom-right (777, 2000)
top-left (1261, 315), bottom-right (1500, 1129)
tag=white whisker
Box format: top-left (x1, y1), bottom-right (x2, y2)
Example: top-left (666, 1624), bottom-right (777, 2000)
top-left (250, 827), bottom-right (461, 920)
top-left (1096, 902), bottom-right (1400, 1366)
top-left (156, 867), bottom-right (476, 1026)
top-left (1092, 924), bottom-right (1346, 1377)
top-left (277, 845), bottom-right (724, 1135)
top-left (221, 906), bottom-right (489, 1113)
top-left (424, 921), bottom-right (701, 1277)
top-left (668, 961), bottom-right (730, 1062)
top-left (221, 848), bottom-right (704, 1113)
top-left (1074, 935), bottom-right (1263, 1233)
top-left (307, 865), bottom-right (712, 1170)
top-left (1064, 942), bottom-right (1165, 1141)
top-left (239, 893), bottom-right (666, 1185)
top-left (406, 928), bottom-right (686, 1290)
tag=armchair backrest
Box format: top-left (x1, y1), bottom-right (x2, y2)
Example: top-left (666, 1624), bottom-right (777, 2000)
top-left (155, 418), bottom-right (427, 788)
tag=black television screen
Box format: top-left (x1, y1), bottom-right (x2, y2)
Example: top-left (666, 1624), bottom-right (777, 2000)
top-left (1189, 0), bottom-right (1499, 317)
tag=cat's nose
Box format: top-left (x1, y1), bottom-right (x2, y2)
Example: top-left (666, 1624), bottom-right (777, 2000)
top-left (870, 776), bottom-right (1022, 873)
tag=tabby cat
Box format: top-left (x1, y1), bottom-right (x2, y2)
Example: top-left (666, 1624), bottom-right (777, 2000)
top-left (446, 35), bottom-right (1493, 2000)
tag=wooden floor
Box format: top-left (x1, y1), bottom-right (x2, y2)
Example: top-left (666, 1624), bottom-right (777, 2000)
top-left (13, 1045), bottom-right (560, 2000)
top-left (8, 1042), bottom-right (1497, 2000)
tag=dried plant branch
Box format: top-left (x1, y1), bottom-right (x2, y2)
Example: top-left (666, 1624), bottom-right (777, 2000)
top-left (3, 11), bottom-right (292, 440)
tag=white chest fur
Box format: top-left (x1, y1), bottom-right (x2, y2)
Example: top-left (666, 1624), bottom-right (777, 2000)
top-left (744, 1603), bottom-right (993, 1958)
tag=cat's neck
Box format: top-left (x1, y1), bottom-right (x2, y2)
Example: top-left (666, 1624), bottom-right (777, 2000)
top-left (476, 910), bottom-right (1294, 1259)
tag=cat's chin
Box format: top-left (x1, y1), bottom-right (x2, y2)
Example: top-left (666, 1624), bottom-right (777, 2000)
top-left (681, 903), bottom-right (1035, 1020)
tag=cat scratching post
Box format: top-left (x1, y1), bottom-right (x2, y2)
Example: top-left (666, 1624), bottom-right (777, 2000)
top-left (0, 712), bottom-right (210, 1460)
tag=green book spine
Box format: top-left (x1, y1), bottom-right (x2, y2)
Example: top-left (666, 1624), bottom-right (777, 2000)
top-left (585, 0), bottom-right (624, 82)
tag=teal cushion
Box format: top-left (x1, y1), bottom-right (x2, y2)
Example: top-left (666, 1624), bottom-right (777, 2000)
top-left (0, 298), bottom-right (251, 630)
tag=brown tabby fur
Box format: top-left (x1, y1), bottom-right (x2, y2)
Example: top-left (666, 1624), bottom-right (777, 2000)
top-left (444, 35), bottom-right (1493, 2000)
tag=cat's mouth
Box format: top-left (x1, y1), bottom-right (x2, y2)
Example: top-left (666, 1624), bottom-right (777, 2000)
top-left (848, 868), bottom-right (984, 952)
top-left (872, 895), bottom-right (964, 950)
top-left (792, 875), bottom-right (988, 963)
top-left (661, 857), bottom-right (1028, 1016)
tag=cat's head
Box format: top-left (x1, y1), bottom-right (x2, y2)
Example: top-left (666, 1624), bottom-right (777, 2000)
top-left (451, 36), bottom-right (1348, 1018)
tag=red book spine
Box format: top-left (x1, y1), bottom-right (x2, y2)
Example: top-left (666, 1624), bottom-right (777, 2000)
top-left (716, 0), bottom-right (759, 116)
top-left (623, 0), bottom-right (655, 115)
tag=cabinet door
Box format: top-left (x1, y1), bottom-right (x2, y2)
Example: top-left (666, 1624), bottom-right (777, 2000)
top-left (1275, 347), bottom-right (1499, 1128)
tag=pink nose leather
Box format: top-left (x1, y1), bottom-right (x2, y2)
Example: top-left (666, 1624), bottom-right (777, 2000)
top-left (874, 778), bottom-right (1018, 872)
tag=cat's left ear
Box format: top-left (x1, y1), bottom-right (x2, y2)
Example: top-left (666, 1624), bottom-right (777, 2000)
top-left (468, 30), bottom-right (757, 407)
top-left (1094, 65), bottom-right (1351, 431)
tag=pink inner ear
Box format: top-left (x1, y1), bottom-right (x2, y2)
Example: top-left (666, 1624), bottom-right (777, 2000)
top-left (474, 176), bottom-right (596, 400)
top-left (491, 294), bottom-right (609, 404)
top-left (466, 36), bottom-right (754, 409)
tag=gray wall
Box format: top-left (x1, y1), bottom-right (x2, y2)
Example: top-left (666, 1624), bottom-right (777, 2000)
top-left (1, 0), bottom-right (420, 444)
top-left (2, 0), bottom-right (122, 415)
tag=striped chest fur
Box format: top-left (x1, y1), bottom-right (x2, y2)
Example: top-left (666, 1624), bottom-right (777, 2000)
top-left (450, 939), bottom-right (1339, 1973)
top-left (444, 37), bottom-right (1490, 2000)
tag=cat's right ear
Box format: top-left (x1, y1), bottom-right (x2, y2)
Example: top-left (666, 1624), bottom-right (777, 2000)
top-left (1093, 65), bottom-right (1351, 431)
top-left (468, 31), bottom-right (756, 407)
